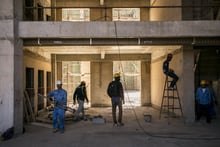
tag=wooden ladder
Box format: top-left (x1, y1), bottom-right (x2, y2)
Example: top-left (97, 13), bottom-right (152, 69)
top-left (159, 76), bottom-right (183, 124)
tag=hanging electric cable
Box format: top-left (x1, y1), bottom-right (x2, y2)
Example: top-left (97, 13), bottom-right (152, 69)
top-left (113, 20), bottom-right (220, 141)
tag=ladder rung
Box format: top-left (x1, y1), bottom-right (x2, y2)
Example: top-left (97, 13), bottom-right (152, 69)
top-left (161, 105), bottom-right (175, 107)
top-left (165, 88), bottom-right (177, 91)
top-left (163, 96), bottom-right (179, 98)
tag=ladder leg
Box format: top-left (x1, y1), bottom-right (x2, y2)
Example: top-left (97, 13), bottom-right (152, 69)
top-left (159, 77), bottom-right (168, 119)
top-left (175, 85), bottom-right (183, 116)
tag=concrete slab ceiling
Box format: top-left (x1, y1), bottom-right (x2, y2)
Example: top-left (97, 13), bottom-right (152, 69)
top-left (24, 45), bottom-right (181, 61)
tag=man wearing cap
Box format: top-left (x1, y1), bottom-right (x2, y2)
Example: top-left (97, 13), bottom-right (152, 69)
top-left (195, 80), bottom-right (212, 123)
top-left (163, 53), bottom-right (179, 89)
top-left (107, 72), bottom-right (125, 126)
top-left (47, 80), bottom-right (67, 133)
top-left (72, 81), bottom-right (89, 121)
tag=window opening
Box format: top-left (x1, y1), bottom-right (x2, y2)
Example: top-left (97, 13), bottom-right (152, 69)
top-left (112, 8), bottom-right (140, 21)
top-left (26, 67), bottom-right (35, 112)
top-left (38, 70), bottom-right (44, 110)
top-left (113, 61), bottom-right (141, 107)
top-left (62, 61), bottom-right (91, 108)
top-left (62, 8), bottom-right (90, 21)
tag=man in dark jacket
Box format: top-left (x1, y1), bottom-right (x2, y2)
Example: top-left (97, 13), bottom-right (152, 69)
top-left (73, 81), bottom-right (89, 121)
top-left (163, 53), bottom-right (179, 89)
top-left (107, 72), bottom-right (125, 126)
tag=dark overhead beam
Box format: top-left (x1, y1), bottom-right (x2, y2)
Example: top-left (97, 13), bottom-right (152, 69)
top-left (23, 37), bottom-right (220, 46)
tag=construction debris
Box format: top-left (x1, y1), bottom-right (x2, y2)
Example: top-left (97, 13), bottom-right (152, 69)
top-left (92, 115), bottom-right (106, 125)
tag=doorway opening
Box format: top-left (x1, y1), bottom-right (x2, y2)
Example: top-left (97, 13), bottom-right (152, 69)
top-left (113, 61), bottom-right (141, 107)
top-left (62, 61), bottom-right (91, 108)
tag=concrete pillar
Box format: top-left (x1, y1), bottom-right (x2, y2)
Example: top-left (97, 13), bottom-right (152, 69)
top-left (181, 46), bottom-right (195, 123)
top-left (81, 62), bottom-right (91, 100)
top-left (57, 61), bottom-right (62, 81)
top-left (0, 0), bottom-right (23, 134)
top-left (34, 68), bottom-right (38, 114)
top-left (91, 62), bottom-right (112, 107)
top-left (141, 61), bottom-right (151, 106)
top-left (51, 54), bottom-right (56, 89)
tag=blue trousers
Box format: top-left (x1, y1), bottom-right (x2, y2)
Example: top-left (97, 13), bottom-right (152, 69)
top-left (111, 97), bottom-right (123, 124)
top-left (53, 107), bottom-right (65, 131)
top-left (196, 104), bottom-right (211, 122)
top-left (165, 72), bottom-right (179, 88)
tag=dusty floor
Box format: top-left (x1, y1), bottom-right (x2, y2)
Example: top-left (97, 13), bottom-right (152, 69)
top-left (1, 106), bottom-right (220, 147)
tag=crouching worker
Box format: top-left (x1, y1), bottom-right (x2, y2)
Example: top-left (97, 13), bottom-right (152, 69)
top-left (73, 81), bottom-right (89, 121)
top-left (47, 80), bottom-right (67, 133)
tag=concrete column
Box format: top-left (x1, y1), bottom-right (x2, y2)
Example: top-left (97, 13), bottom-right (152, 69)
top-left (0, 0), bottom-right (23, 134)
top-left (91, 62), bottom-right (112, 107)
top-left (141, 61), bottom-right (151, 106)
top-left (81, 62), bottom-right (91, 100)
top-left (181, 46), bottom-right (195, 123)
top-left (34, 69), bottom-right (38, 114)
top-left (51, 54), bottom-right (56, 89)
top-left (57, 61), bottom-right (62, 81)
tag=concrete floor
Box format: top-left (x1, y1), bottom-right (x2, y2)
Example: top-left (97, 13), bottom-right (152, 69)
top-left (1, 106), bottom-right (220, 147)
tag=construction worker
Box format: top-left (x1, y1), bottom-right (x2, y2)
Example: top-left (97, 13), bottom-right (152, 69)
top-left (73, 81), bottom-right (89, 121)
top-left (47, 80), bottom-right (67, 133)
top-left (195, 80), bottom-right (212, 123)
top-left (163, 53), bottom-right (179, 89)
top-left (107, 72), bottom-right (125, 126)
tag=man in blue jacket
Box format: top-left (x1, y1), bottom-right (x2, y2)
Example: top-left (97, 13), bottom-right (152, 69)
top-left (47, 80), bottom-right (67, 133)
top-left (195, 80), bottom-right (212, 123)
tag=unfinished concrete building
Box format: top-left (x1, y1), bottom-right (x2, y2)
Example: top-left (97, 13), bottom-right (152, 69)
top-left (0, 0), bottom-right (220, 135)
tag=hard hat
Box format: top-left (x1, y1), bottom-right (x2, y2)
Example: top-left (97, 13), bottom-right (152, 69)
top-left (114, 72), bottom-right (120, 78)
top-left (81, 81), bottom-right (86, 85)
top-left (200, 80), bottom-right (206, 85)
top-left (56, 80), bottom-right (62, 85)
top-left (167, 53), bottom-right (173, 58)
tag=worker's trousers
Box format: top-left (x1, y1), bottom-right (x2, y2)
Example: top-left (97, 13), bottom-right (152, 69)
top-left (74, 100), bottom-right (85, 119)
top-left (165, 71), bottom-right (179, 88)
top-left (111, 97), bottom-right (123, 124)
top-left (53, 107), bottom-right (65, 131)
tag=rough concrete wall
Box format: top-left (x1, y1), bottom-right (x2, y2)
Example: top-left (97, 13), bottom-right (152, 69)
top-left (0, 0), bottom-right (23, 134)
top-left (80, 62), bottom-right (91, 102)
top-left (91, 62), bottom-right (112, 107)
top-left (0, 0), bottom-right (15, 134)
top-left (23, 54), bottom-right (51, 113)
top-left (150, 0), bottom-right (182, 21)
top-left (151, 56), bottom-right (165, 108)
top-left (179, 46), bottom-right (195, 122)
top-left (0, 40), bottom-right (15, 134)
top-left (141, 61), bottom-right (151, 106)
